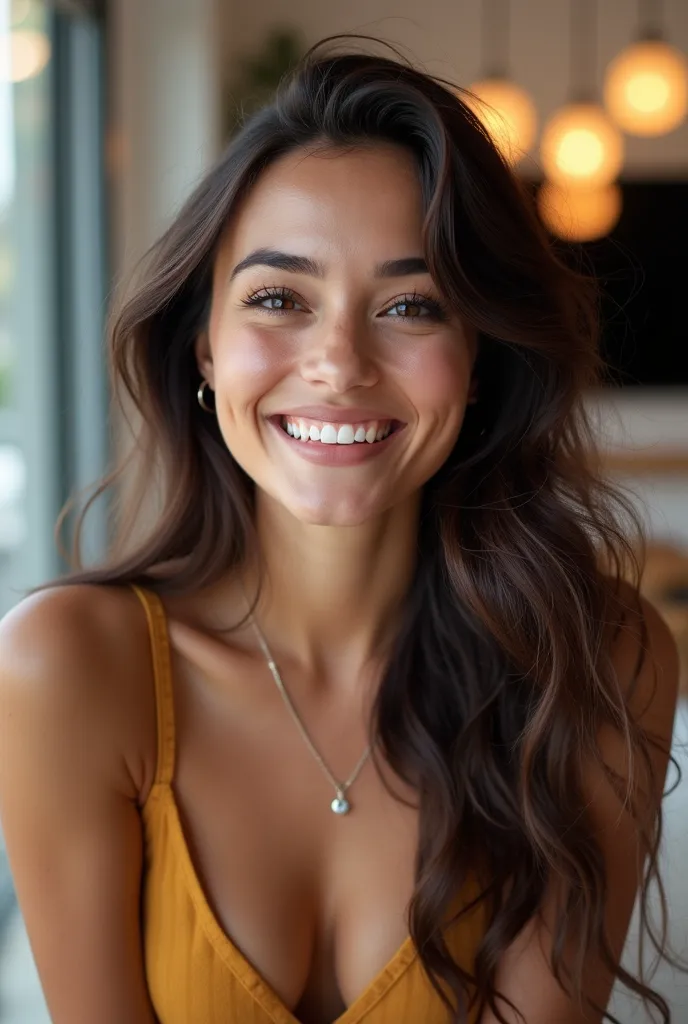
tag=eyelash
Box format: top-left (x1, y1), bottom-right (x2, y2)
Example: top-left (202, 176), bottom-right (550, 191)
top-left (240, 285), bottom-right (449, 322)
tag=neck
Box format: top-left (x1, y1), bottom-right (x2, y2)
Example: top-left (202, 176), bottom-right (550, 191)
top-left (242, 491), bottom-right (421, 683)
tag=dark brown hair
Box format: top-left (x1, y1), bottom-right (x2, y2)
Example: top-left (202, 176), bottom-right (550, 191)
top-left (32, 35), bottom-right (682, 1023)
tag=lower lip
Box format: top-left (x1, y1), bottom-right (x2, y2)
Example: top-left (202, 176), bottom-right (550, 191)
top-left (269, 419), bottom-right (405, 465)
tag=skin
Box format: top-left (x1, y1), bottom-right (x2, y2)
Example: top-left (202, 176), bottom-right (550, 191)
top-left (0, 143), bottom-right (680, 1024)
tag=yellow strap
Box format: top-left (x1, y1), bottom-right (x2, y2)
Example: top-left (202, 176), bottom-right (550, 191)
top-left (130, 584), bottom-right (176, 786)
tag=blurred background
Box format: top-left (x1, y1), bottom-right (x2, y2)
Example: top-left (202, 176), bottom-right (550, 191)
top-left (0, 0), bottom-right (687, 1020)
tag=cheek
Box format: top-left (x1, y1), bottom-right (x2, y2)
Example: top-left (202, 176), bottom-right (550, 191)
top-left (213, 327), bottom-right (289, 422)
top-left (393, 335), bottom-right (472, 418)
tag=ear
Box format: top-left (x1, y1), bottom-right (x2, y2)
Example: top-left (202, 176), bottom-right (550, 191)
top-left (194, 330), bottom-right (214, 387)
top-left (467, 378), bottom-right (479, 405)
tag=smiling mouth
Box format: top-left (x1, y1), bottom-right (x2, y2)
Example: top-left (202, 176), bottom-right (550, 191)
top-left (274, 416), bottom-right (404, 445)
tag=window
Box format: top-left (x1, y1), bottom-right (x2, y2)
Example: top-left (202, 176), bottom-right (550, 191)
top-left (0, 0), bottom-right (108, 619)
top-left (0, 1), bottom-right (107, 1016)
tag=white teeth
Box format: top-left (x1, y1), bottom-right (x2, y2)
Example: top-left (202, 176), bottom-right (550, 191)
top-left (281, 417), bottom-right (394, 444)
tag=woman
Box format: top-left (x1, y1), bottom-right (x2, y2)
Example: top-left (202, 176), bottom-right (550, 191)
top-left (0, 37), bottom-right (681, 1024)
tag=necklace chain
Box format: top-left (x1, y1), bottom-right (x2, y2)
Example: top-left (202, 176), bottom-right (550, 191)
top-left (249, 616), bottom-right (372, 814)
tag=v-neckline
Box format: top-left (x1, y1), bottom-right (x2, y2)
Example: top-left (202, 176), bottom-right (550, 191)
top-left (154, 784), bottom-right (419, 1024)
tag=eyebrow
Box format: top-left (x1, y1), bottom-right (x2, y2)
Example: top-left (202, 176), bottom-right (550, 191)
top-left (228, 248), bottom-right (429, 282)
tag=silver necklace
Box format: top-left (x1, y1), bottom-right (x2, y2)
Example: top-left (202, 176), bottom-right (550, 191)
top-left (249, 616), bottom-right (372, 815)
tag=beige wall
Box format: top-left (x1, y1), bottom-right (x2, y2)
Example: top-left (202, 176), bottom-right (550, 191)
top-left (107, 0), bottom-right (224, 534)
top-left (109, 0), bottom-right (223, 279)
top-left (221, 0), bottom-right (688, 178)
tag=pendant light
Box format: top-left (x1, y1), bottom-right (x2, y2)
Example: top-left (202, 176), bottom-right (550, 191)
top-left (466, 0), bottom-right (538, 165)
top-left (540, 0), bottom-right (624, 188)
top-left (603, 0), bottom-right (687, 136)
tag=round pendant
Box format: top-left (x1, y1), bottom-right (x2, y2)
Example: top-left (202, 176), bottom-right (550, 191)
top-left (331, 795), bottom-right (350, 815)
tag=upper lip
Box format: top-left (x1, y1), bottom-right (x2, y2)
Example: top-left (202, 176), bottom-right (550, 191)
top-left (271, 406), bottom-right (404, 424)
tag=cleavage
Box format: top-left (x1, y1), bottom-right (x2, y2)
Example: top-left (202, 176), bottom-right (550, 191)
top-left (167, 619), bottom-right (420, 1017)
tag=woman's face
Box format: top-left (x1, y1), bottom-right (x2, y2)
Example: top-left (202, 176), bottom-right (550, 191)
top-left (197, 142), bottom-right (478, 527)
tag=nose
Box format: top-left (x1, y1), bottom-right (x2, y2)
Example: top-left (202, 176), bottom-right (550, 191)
top-left (299, 314), bottom-right (379, 393)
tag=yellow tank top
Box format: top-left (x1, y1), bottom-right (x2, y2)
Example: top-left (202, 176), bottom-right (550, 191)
top-left (132, 583), bottom-right (487, 1023)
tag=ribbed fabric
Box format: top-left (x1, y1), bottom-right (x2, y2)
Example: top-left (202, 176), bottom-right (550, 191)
top-left (131, 584), bottom-right (486, 1024)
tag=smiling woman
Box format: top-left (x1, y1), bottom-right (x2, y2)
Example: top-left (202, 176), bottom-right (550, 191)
top-left (0, 33), bottom-right (683, 1024)
top-left (194, 143), bottom-right (478, 526)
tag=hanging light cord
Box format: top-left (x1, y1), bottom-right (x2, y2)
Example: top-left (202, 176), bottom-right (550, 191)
top-left (638, 0), bottom-right (663, 41)
top-left (482, 0), bottom-right (510, 79)
top-left (569, 0), bottom-right (597, 102)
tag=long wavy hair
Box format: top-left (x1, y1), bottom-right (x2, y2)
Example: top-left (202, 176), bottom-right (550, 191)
top-left (31, 35), bottom-right (682, 1024)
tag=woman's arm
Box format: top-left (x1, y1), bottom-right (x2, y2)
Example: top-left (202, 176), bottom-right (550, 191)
top-left (0, 586), bottom-right (158, 1024)
top-left (479, 589), bottom-right (680, 1024)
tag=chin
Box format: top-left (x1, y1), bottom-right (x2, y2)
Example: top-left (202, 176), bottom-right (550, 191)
top-left (284, 492), bottom-right (386, 528)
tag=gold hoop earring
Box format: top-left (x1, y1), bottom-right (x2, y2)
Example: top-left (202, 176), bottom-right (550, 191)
top-left (197, 379), bottom-right (215, 413)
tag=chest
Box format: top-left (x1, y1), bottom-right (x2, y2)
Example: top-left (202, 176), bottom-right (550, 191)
top-left (160, 631), bottom-right (421, 1022)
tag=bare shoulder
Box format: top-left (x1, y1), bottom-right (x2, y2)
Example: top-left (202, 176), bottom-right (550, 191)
top-left (0, 582), bottom-right (157, 801)
top-left (0, 584), bottom-right (160, 1021)
top-left (0, 582), bottom-right (151, 697)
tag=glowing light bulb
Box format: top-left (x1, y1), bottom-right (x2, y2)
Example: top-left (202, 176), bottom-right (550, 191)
top-left (604, 40), bottom-right (688, 136)
top-left (557, 129), bottom-right (604, 177)
top-left (540, 103), bottom-right (624, 188)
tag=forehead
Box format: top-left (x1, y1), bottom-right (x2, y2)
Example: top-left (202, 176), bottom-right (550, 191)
top-left (214, 143), bottom-right (426, 279)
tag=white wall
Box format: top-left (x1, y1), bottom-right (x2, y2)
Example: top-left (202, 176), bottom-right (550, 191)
top-left (221, 0), bottom-right (688, 179)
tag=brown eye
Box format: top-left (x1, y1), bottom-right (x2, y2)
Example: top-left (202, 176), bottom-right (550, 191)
top-left (389, 302), bottom-right (425, 318)
top-left (241, 287), bottom-right (306, 314)
top-left (382, 293), bottom-right (448, 322)
top-left (260, 295), bottom-right (300, 311)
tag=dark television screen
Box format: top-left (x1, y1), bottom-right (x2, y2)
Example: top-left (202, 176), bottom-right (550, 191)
top-left (534, 181), bottom-right (688, 388)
